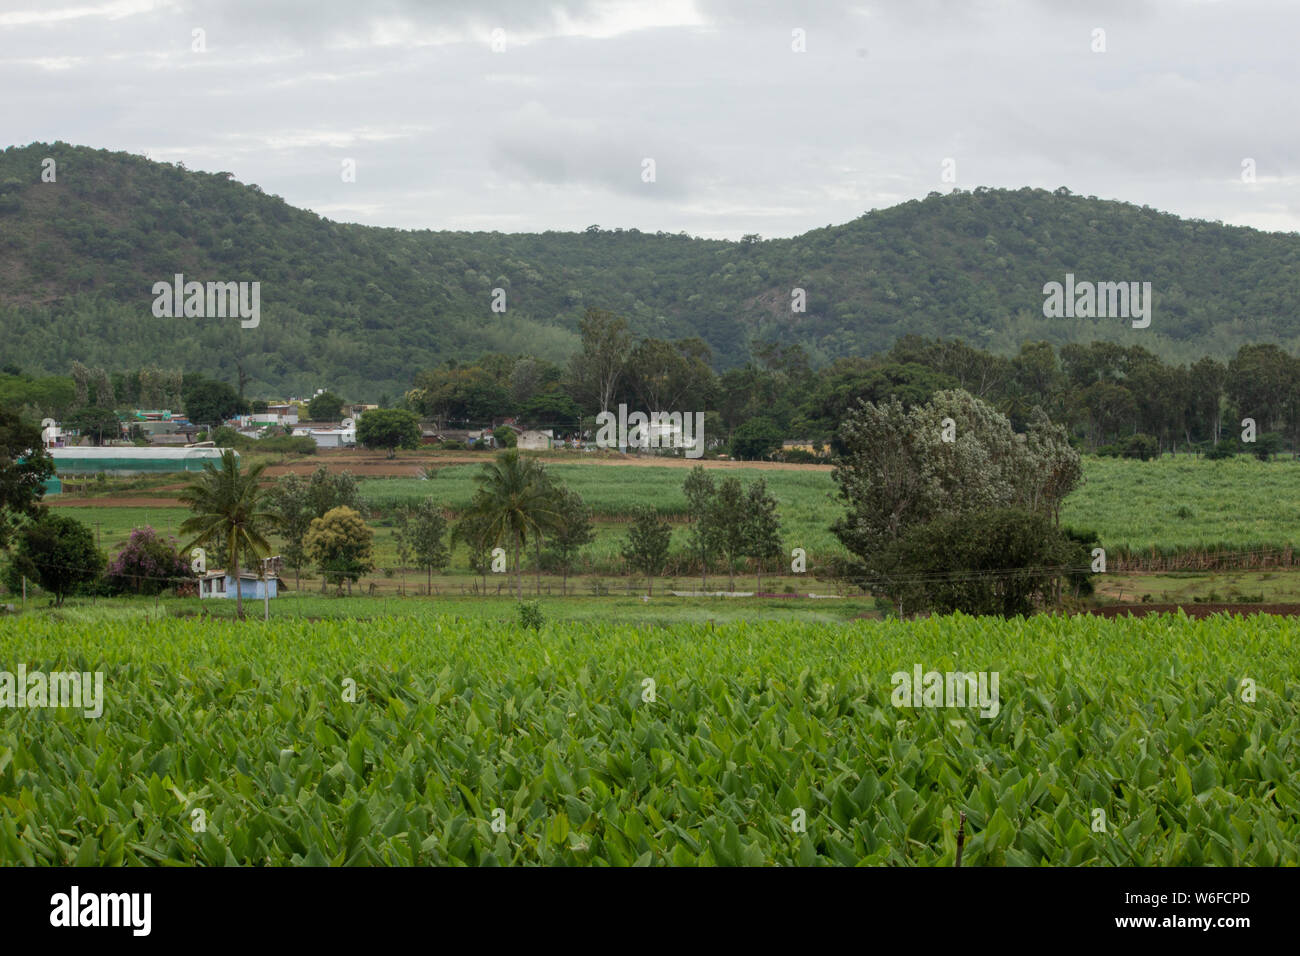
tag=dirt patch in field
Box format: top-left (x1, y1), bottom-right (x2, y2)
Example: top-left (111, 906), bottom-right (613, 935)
top-left (48, 496), bottom-right (183, 508)
top-left (262, 449), bottom-right (833, 478)
top-left (1083, 602), bottom-right (1300, 618)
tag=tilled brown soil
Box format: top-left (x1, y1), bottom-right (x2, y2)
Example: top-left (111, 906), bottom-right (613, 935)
top-left (261, 449), bottom-right (833, 478)
top-left (1083, 602), bottom-right (1300, 618)
top-left (48, 496), bottom-right (184, 508)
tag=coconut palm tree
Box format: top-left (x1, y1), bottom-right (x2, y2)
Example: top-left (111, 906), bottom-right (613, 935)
top-left (458, 450), bottom-right (559, 598)
top-left (178, 449), bottom-right (277, 619)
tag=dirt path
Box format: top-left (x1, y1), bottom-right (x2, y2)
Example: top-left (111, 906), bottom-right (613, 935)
top-left (262, 450), bottom-right (833, 478)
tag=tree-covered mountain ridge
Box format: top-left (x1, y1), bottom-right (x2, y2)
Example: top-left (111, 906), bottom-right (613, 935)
top-left (3, 141), bottom-right (1299, 396)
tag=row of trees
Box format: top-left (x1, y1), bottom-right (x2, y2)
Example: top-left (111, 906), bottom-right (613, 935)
top-left (17, 323), bottom-right (1300, 463)
top-left (405, 327), bottom-right (1300, 461)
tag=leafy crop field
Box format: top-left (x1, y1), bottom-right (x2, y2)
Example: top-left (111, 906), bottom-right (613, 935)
top-left (359, 455), bottom-right (1300, 557)
top-left (1061, 456), bottom-right (1300, 551)
top-left (360, 464), bottom-right (846, 566)
top-left (42, 457), bottom-right (1300, 585)
top-left (2, 609), bottom-right (1296, 865)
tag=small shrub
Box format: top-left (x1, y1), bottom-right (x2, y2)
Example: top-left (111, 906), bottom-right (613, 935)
top-left (518, 600), bottom-right (544, 630)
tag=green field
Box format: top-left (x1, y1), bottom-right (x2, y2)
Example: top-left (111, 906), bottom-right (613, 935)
top-left (1061, 456), bottom-right (1300, 551)
top-left (40, 455), bottom-right (1300, 590)
top-left (359, 455), bottom-right (1300, 559)
top-left (359, 464), bottom-right (846, 571)
top-left (2, 606), bottom-right (1296, 865)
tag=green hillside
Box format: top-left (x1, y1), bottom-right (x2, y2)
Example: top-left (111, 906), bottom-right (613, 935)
top-left (4, 141), bottom-right (1300, 395)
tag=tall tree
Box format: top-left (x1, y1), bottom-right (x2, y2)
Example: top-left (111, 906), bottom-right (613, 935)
top-left (569, 308), bottom-right (631, 417)
top-left (709, 477), bottom-right (749, 591)
top-left (183, 377), bottom-right (248, 428)
top-left (396, 499), bottom-right (450, 594)
top-left (267, 467), bottom-right (357, 588)
top-left (682, 465), bottom-right (717, 589)
top-left (743, 478), bottom-right (782, 593)
top-left (356, 408), bottom-right (420, 458)
top-left (831, 389), bottom-right (1081, 594)
top-left (64, 406), bottom-right (120, 446)
top-left (178, 450), bottom-right (278, 619)
top-left (547, 486), bottom-right (594, 596)
top-left (621, 505), bottom-right (672, 595)
top-left (459, 449), bottom-right (559, 598)
top-left (452, 511), bottom-right (495, 594)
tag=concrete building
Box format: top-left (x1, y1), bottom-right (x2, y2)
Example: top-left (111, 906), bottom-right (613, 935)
top-left (517, 429), bottom-right (554, 451)
top-left (198, 569), bottom-right (284, 600)
top-left (291, 421), bottom-right (356, 448)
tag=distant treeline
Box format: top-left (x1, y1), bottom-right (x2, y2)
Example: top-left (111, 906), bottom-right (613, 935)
top-left (8, 323), bottom-right (1300, 459)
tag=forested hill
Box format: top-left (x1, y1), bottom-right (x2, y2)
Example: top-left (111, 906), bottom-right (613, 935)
top-left (3, 141), bottom-right (1300, 397)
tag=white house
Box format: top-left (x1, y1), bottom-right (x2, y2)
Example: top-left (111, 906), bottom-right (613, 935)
top-left (517, 429), bottom-right (554, 451)
top-left (198, 569), bottom-right (284, 600)
top-left (291, 420), bottom-right (356, 448)
top-left (40, 418), bottom-right (65, 449)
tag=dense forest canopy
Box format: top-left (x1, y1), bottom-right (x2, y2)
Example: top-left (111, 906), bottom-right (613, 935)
top-left (3, 141), bottom-right (1300, 397)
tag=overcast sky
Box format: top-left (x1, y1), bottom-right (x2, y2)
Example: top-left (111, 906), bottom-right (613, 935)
top-left (2, 0), bottom-right (1296, 239)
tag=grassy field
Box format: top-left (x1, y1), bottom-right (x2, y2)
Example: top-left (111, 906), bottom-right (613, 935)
top-left (38, 454), bottom-right (1300, 595)
top-left (361, 455), bottom-right (1300, 556)
top-left (1061, 456), bottom-right (1300, 551)
top-left (359, 464), bottom-right (845, 570)
top-left (2, 605), bottom-right (1296, 865)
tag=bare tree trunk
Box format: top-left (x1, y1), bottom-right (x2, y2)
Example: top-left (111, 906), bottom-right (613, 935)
top-left (513, 533), bottom-right (522, 598)
top-left (233, 550), bottom-right (244, 620)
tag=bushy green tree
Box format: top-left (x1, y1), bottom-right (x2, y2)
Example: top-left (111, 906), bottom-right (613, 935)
top-left (832, 390), bottom-right (1082, 607)
top-left (621, 505), bottom-right (672, 595)
top-left (307, 391), bottom-right (345, 422)
top-left (873, 507), bottom-right (1085, 618)
top-left (396, 499), bottom-right (450, 593)
top-left (729, 417), bottom-right (784, 461)
top-left (743, 478), bottom-right (782, 592)
top-left (709, 477), bottom-right (749, 591)
top-left (305, 505), bottom-right (373, 594)
top-left (357, 408), bottom-right (420, 458)
top-left (547, 486), bottom-right (594, 595)
top-left (9, 511), bottom-right (104, 606)
top-left (0, 407), bottom-right (54, 550)
top-left (183, 377), bottom-right (247, 427)
top-left (453, 511), bottom-right (495, 593)
top-left (64, 406), bottom-right (120, 445)
top-left (681, 465), bottom-right (718, 589)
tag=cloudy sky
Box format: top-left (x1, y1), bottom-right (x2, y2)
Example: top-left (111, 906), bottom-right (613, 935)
top-left (2, 0), bottom-right (1296, 238)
